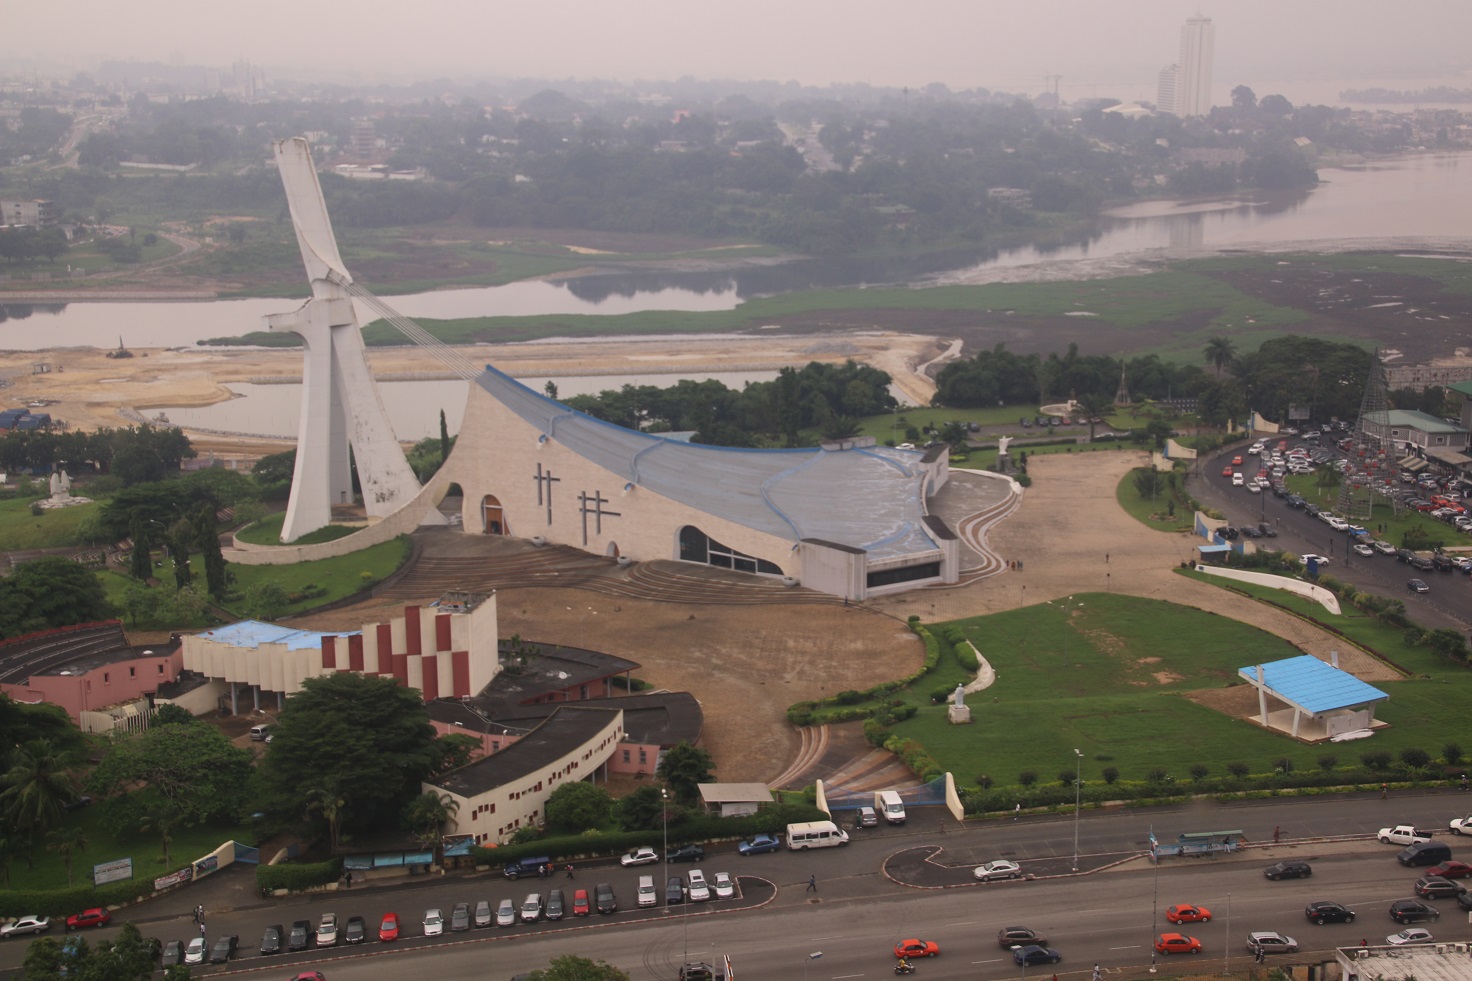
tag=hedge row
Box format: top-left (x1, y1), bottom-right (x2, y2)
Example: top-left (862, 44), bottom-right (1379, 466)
top-left (0, 874), bottom-right (161, 919)
top-left (467, 802), bottom-right (829, 868)
top-left (786, 620), bottom-right (944, 726)
top-left (256, 857), bottom-right (342, 893)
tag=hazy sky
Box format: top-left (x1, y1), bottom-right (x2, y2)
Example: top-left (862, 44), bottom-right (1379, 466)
top-left (9, 0), bottom-right (1471, 104)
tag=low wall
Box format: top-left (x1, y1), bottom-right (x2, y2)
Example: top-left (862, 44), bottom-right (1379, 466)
top-left (1193, 565), bottom-right (1342, 615)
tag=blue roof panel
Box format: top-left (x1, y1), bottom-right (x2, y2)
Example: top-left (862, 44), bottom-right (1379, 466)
top-left (1238, 654), bottom-right (1388, 714)
top-left (196, 619), bottom-right (355, 651)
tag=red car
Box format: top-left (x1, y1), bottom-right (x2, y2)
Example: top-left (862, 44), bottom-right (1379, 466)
top-left (1166, 904), bottom-right (1212, 923)
top-left (65, 908), bottom-right (111, 931)
top-left (377, 912), bottom-right (400, 942)
top-left (572, 889), bottom-right (591, 916)
top-left (894, 939), bottom-right (941, 959)
top-left (1156, 933), bottom-right (1202, 955)
top-left (291, 974), bottom-right (328, 981)
top-left (1428, 861), bottom-right (1472, 880)
top-left (1231, 456), bottom-right (1243, 466)
top-left (1221, 466), bottom-right (1234, 477)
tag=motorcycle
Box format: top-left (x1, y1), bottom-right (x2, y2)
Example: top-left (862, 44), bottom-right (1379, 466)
top-left (894, 962), bottom-right (916, 976)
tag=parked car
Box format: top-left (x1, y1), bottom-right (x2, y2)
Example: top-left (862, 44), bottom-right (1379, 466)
top-left (209, 935), bottom-right (238, 964)
top-left (595, 882), bottom-right (618, 914)
top-left (1388, 928), bottom-right (1435, 945)
top-left (975, 860), bottom-right (1023, 881)
top-left (621, 847), bottom-right (660, 867)
top-left (423, 908), bottom-right (444, 936)
top-left (1304, 901), bottom-right (1356, 924)
top-left (160, 940), bottom-right (184, 966)
top-left (183, 938), bottom-right (209, 965)
top-left (1301, 554), bottom-right (1331, 568)
top-left (520, 894), bottom-right (543, 924)
top-left (65, 908), bottom-right (111, 931)
top-left (259, 924), bottom-right (284, 955)
top-left (287, 919), bottom-right (312, 951)
top-left (0, 915), bottom-right (51, 939)
top-left (1353, 543), bottom-right (1375, 557)
top-left (545, 890), bottom-right (565, 921)
top-left (1390, 899), bottom-right (1440, 923)
top-left (666, 845), bottom-right (705, 863)
top-left (495, 899), bottom-right (516, 927)
top-left (894, 939), bottom-right (941, 958)
top-left (1166, 905), bottom-right (1212, 923)
top-left (343, 915), bottom-right (366, 945)
top-left (377, 912), bottom-right (400, 942)
top-left (665, 877), bottom-right (685, 905)
top-left (315, 913), bottom-right (338, 947)
top-left (1013, 945), bottom-right (1062, 966)
top-left (712, 872), bottom-right (735, 899)
top-left (449, 903), bottom-right (471, 932)
top-left (1155, 933), bottom-right (1202, 954)
top-left (1246, 931), bottom-right (1298, 954)
top-left (738, 833), bottom-right (781, 855)
top-left (992, 925), bottom-right (1045, 949)
top-left (573, 889), bottom-right (591, 916)
top-left (685, 870), bottom-right (710, 903)
top-left (473, 900), bottom-right (492, 928)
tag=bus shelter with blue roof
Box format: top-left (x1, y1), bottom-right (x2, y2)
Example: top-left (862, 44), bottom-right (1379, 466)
top-left (1238, 655), bottom-right (1389, 742)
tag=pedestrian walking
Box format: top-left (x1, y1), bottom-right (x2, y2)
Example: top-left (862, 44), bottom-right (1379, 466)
top-left (199, 922), bottom-right (207, 938)
top-left (806, 874), bottom-right (817, 893)
top-left (565, 863), bottom-right (575, 879)
top-left (1361, 938), bottom-right (1368, 948)
top-left (1092, 966), bottom-right (1102, 981)
top-left (1014, 803), bottom-right (1021, 821)
top-left (1105, 553), bottom-right (1109, 564)
top-left (1254, 944), bottom-right (1265, 965)
top-left (1381, 782), bottom-right (1388, 799)
top-left (1273, 825), bottom-right (1281, 844)
top-left (1461, 773), bottom-right (1469, 792)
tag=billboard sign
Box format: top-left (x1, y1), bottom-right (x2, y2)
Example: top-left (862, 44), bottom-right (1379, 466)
top-left (92, 857), bottom-right (132, 886)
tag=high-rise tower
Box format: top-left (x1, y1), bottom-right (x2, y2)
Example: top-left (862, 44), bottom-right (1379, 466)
top-left (1176, 15), bottom-right (1215, 117)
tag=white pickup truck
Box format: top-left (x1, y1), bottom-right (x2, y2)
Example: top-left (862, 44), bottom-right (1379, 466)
top-left (1379, 824), bottom-right (1435, 845)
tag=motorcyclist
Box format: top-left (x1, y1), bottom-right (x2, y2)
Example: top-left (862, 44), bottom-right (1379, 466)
top-left (896, 957), bottom-right (914, 974)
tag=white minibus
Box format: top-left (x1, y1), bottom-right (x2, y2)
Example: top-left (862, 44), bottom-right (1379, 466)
top-left (785, 820), bottom-right (850, 850)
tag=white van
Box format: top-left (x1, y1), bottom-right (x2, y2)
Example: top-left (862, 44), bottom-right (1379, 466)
top-left (785, 820), bottom-right (850, 850)
top-left (877, 790), bottom-right (906, 825)
top-left (637, 875), bottom-right (657, 908)
top-left (249, 724), bottom-right (272, 741)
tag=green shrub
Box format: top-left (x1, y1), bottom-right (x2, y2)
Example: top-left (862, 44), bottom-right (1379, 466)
top-left (257, 857), bottom-right (342, 894)
top-left (955, 641), bottom-right (980, 672)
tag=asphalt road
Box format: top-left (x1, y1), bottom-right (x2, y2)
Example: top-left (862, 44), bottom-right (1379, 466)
top-left (1188, 444), bottom-right (1472, 634)
top-left (10, 791), bottom-right (1472, 980)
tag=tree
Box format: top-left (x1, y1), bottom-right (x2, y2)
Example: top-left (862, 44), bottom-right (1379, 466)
top-left (1203, 336), bottom-right (1236, 379)
top-left (0, 556), bottom-right (116, 640)
top-left (544, 782), bottom-right (613, 832)
top-left (1132, 467), bottom-right (1167, 500)
top-left (1074, 392), bottom-right (1113, 442)
top-left (46, 825), bottom-right (87, 886)
top-left (305, 782), bottom-right (348, 854)
top-left (1231, 85), bottom-right (1258, 111)
top-left (614, 784), bottom-right (666, 832)
top-left (254, 672), bottom-right (438, 838)
top-left (439, 409), bottom-right (451, 462)
top-left (22, 922), bottom-right (159, 981)
top-left (88, 722), bottom-right (253, 864)
top-left (403, 790), bottom-right (460, 840)
top-left (243, 580), bottom-right (289, 620)
top-left (1259, 94), bottom-right (1294, 117)
top-left (655, 742), bottom-right (714, 803)
top-left (152, 704), bottom-right (195, 727)
top-left (527, 954), bottom-right (631, 981)
top-left (0, 739), bottom-right (78, 860)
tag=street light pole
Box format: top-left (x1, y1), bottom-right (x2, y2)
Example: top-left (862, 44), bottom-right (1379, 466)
top-left (1072, 748), bottom-right (1083, 872)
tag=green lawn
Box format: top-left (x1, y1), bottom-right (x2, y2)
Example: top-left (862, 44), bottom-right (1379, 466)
top-left (0, 495), bottom-right (100, 550)
top-left (234, 511), bottom-right (359, 546)
top-left (884, 593), bottom-right (1465, 789)
top-left (14, 807), bottom-right (257, 892)
top-left (1115, 468), bottom-right (1194, 533)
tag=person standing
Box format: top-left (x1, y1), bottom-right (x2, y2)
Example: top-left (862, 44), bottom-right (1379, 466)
top-left (1273, 825), bottom-right (1281, 844)
top-left (806, 874), bottom-right (817, 893)
top-left (1381, 782), bottom-right (1388, 799)
top-left (565, 863), bottom-right (575, 879)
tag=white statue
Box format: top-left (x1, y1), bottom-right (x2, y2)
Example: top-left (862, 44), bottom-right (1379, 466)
top-left (953, 683), bottom-right (966, 708)
top-left (59, 470), bottom-right (70, 494)
top-left (49, 472), bottom-right (60, 497)
top-left (997, 435), bottom-right (1012, 456)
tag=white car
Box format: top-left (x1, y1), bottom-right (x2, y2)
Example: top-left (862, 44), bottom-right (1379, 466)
top-left (686, 869), bottom-right (711, 902)
top-left (423, 909), bottom-right (444, 937)
top-left (1450, 815), bottom-right (1472, 835)
top-left (1353, 543), bottom-right (1374, 557)
top-left (1388, 928), bottom-right (1434, 945)
top-left (495, 899), bottom-right (515, 927)
top-left (1373, 540), bottom-right (1398, 555)
top-left (620, 847), bottom-right (660, 867)
top-left (316, 913), bottom-right (338, 947)
top-left (1300, 554), bottom-right (1331, 567)
top-left (1231, 473), bottom-right (1245, 487)
top-left (0, 915), bottom-right (51, 938)
top-left (183, 937), bottom-right (208, 965)
top-left (712, 872), bottom-right (735, 899)
top-left (1247, 482), bottom-right (1262, 494)
top-left (974, 860), bottom-right (1023, 882)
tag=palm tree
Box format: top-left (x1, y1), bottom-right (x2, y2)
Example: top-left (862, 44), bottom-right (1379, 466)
top-left (305, 783), bottom-right (348, 854)
top-left (1074, 392), bottom-right (1114, 442)
top-left (47, 826), bottom-right (87, 887)
top-left (0, 739), bottom-right (75, 863)
top-left (404, 790), bottom-right (460, 838)
top-left (1204, 336), bottom-right (1237, 378)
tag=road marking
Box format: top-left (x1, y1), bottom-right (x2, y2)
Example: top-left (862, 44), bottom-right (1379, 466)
top-left (972, 958), bottom-right (1006, 965)
top-left (1108, 945), bottom-right (1142, 950)
top-left (833, 975), bottom-right (865, 979)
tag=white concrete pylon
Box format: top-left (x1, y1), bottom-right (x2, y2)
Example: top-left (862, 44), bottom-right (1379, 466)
top-left (266, 137), bottom-right (425, 542)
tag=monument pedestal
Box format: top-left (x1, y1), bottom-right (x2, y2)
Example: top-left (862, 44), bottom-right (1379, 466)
top-left (947, 704), bottom-right (972, 725)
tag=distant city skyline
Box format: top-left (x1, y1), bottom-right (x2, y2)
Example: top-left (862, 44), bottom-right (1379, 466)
top-left (3, 0), bottom-right (1469, 108)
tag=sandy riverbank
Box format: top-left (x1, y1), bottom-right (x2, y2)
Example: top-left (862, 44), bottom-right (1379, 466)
top-left (0, 331), bottom-right (952, 456)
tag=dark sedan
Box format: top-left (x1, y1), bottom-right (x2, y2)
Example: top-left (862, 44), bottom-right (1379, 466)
top-left (259, 924), bottom-right (284, 955)
top-left (666, 845), bottom-right (705, 863)
top-left (1415, 877), bottom-right (1463, 899)
top-left (997, 926), bottom-right (1048, 949)
top-left (1304, 902), bottom-right (1355, 924)
top-left (1265, 861), bottom-right (1312, 880)
top-left (1013, 945), bottom-right (1062, 966)
top-left (160, 940), bottom-right (184, 967)
top-left (209, 935), bottom-right (238, 964)
top-left (1390, 899), bottom-right (1440, 923)
top-left (343, 916), bottom-right (367, 944)
top-left (286, 920), bottom-right (312, 952)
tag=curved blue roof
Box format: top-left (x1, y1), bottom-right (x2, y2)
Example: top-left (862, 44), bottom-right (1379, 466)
top-left (477, 364), bottom-right (939, 560)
